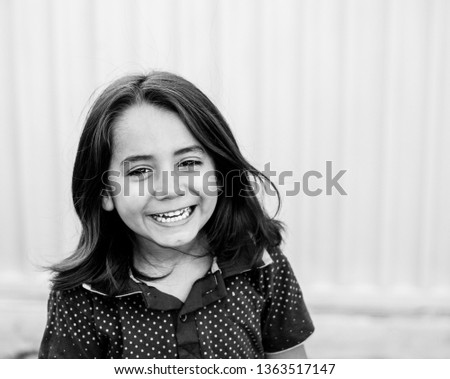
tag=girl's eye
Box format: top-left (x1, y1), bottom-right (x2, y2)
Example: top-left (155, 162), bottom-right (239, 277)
top-left (128, 167), bottom-right (153, 178)
top-left (178, 160), bottom-right (202, 171)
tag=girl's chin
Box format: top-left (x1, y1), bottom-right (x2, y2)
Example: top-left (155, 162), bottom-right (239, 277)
top-left (146, 233), bottom-right (200, 251)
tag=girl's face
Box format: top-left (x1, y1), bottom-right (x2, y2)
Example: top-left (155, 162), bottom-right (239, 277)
top-left (102, 103), bottom-right (218, 253)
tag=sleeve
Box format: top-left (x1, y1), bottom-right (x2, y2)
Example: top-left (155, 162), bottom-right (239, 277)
top-left (38, 287), bottom-right (107, 359)
top-left (258, 248), bottom-right (315, 353)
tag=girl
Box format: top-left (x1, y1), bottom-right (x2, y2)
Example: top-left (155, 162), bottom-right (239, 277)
top-left (39, 71), bottom-right (314, 359)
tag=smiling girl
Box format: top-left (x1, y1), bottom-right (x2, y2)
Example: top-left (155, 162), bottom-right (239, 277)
top-left (39, 72), bottom-right (314, 359)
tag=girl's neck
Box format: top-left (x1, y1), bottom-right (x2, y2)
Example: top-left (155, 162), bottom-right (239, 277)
top-left (132, 235), bottom-right (210, 277)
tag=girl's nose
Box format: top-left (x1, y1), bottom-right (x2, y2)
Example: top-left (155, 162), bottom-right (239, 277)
top-left (150, 169), bottom-right (183, 200)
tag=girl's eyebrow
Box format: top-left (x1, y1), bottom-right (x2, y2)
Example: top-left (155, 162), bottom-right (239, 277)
top-left (174, 145), bottom-right (205, 156)
top-left (121, 145), bottom-right (205, 165)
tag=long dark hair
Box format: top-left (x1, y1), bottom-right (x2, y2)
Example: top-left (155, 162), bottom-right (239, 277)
top-left (51, 71), bottom-right (284, 295)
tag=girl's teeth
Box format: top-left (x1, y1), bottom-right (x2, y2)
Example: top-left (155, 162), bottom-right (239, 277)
top-left (151, 206), bottom-right (193, 223)
top-left (158, 207), bottom-right (188, 217)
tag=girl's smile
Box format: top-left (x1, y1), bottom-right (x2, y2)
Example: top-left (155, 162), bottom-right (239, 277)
top-left (102, 103), bottom-right (218, 253)
top-left (149, 204), bottom-right (196, 224)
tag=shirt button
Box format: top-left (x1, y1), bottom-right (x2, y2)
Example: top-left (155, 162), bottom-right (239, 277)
top-left (179, 314), bottom-right (187, 322)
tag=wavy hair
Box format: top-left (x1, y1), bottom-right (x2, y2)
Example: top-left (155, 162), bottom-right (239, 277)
top-left (50, 71), bottom-right (284, 295)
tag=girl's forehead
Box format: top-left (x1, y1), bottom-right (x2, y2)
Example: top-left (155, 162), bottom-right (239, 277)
top-left (110, 103), bottom-right (202, 157)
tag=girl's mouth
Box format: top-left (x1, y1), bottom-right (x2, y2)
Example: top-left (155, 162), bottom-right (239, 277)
top-left (149, 205), bottom-right (196, 224)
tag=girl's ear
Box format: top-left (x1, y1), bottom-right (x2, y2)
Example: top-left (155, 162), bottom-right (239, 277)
top-left (102, 193), bottom-right (115, 211)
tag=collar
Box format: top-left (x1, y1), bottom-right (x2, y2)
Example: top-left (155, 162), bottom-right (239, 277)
top-left (217, 248), bottom-right (273, 277)
top-left (82, 249), bottom-right (273, 298)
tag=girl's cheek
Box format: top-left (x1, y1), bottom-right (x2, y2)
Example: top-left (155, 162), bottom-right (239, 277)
top-left (201, 171), bottom-right (219, 197)
top-left (178, 174), bottom-right (199, 195)
top-left (118, 176), bottom-right (150, 198)
top-left (178, 170), bottom-right (217, 198)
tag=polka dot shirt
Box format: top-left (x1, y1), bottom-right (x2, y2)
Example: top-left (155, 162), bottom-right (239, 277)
top-left (39, 248), bottom-right (314, 359)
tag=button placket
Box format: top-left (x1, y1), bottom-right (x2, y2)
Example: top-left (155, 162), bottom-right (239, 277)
top-left (176, 312), bottom-right (201, 358)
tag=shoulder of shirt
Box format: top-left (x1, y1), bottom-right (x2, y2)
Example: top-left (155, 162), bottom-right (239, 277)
top-left (47, 285), bottom-right (97, 303)
top-left (265, 246), bottom-right (290, 265)
top-left (47, 284), bottom-right (140, 304)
